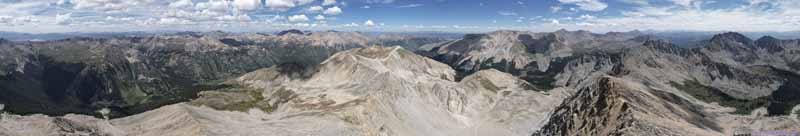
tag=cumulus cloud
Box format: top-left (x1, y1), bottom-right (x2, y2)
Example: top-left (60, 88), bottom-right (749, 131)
top-left (169, 0), bottom-right (194, 9)
top-left (364, 20), bottom-right (376, 27)
top-left (669, 0), bottom-right (696, 7)
top-left (578, 14), bottom-right (595, 20)
top-left (0, 1), bottom-right (52, 16)
top-left (544, 0), bottom-right (800, 32)
top-left (196, 0), bottom-right (231, 13)
top-left (550, 19), bottom-right (560, 25)
top-left (0, 15), bottom-right (40, 26)
top-left (264, 0), bottom-right (314, 11)
top-left (550, 6), bottom-right (562, 12)
top-left (307, 6), bottom-right (323, 12)
top-left (56, 13), bottom-right (72, 25)
top-left (621, 6), bottom-right (673, 17)
top-left (556, 0), bottom-right (607, 11)
top-left (288, 14), bottom-right (309, 22)
top-left (314, 15), bottom-right (326, 20)
top-left (322, 0), bottom-right (336, 6)
top-left (323, 6), bottom-right (342, 15)
top-left (71, 0), bottom-right (160, 11)
top-left (343, 22), bottom-right (359, 27)
top-left (233, 0), bottom-right (261, 11)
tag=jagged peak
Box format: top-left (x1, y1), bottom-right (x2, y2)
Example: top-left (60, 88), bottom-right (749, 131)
top-left (536, 76), bottom-right (722, 136)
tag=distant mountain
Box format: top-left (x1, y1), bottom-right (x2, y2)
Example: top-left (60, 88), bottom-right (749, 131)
top-left (418, 30), bottom-right (646, 89)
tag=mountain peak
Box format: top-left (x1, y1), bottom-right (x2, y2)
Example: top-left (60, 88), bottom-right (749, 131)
top-left (317, 46), bottom-right (456, 82)
top-left (754, 35), bottom-right (784, 52)
top-left (756, 35), bottom-right (778, 41)
top-left (708, 32), bottom-right (756, 52)
top-left (276, 29), bottom-right (305, 36)
top-left (711, 32), bottom-right (753, 45)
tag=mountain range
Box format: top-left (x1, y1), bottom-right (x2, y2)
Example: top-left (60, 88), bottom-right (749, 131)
top-left (0, 29), bottom-right (798, 136)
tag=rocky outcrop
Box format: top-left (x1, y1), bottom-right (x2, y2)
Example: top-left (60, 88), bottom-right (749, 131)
top-left (534, 77), bottom-right (723, 136)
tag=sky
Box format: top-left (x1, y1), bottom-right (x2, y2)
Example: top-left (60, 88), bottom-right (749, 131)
top-left (0, 0), bottom-right (799, 33)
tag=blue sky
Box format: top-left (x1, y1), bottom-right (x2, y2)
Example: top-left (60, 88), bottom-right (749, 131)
top-left (0, 0), bottom-right (799, 33)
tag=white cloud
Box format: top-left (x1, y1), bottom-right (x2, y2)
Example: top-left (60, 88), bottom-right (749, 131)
top-left (71, 0), bottom-right (159, 11)
top-left (364, 20), bottom-right (376, 27)
top-left (307, 6), bottom-right (323, 12)
top-left (288, 14), bottom-right (309, 22)
top-left (169, 0), bottom-right (195, 9)
top-left (550, 6), bottom-right (562, 12)
top-left (544, 1), bottom-right (800, 32)
top-left (233, 0), bottom-right (261, 11)
top-left (264, 0), bottom-right (314, 11)
top-left (158, 17), bottom-right (193, 25)
top-left (669, 0), bottom-right (695, 7)
top-left (56, 13), bottom-right (72, 25)
top-left (621, 6), bottom-right (673, 17)
top-left (620, 0), bottom-right (649, 5)
top-left (343, 22), bottom-right (359, 27)
top-left (556, 0), bottom-right (608, 11)
top-left (312, 15), bottom-right (325, 20)
top-left (578, 14), bottom-right (595, 20)
top-left (498, 11), bottom-right (518, 16)
top-left (196, 0), bottom-right (231, 13)
top-left (323, 6), bottom-right (342, 15)
top-left (550, 19), bottom-right (560, 25)
top-left (0, 15), bottom-right (40, 26)
top-left (322, 0), bottom-right (337, 6)
top-left (361, 5), bottom-right (371, 8)
top-left (397, 4), bottom-right (423, 8)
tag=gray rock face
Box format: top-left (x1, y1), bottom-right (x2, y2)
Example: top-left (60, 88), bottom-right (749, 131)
top-left (534, 76), bottom-right (800, 136)
top-left (534, 77), bottom-right (723, 136)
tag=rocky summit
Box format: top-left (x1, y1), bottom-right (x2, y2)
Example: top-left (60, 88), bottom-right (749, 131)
top-left (1, 30), bottom-right (800, 136)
